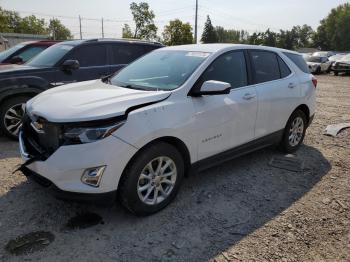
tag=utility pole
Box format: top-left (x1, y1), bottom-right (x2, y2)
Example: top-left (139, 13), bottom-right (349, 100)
top-left (52, 17), bottom-right (56, 40)
top-left (101, 18), bottom-right (104, 38)
top-left (194, 0), bottom-right (198, 44)
top-left (79, 15), bottom-right (82, 39)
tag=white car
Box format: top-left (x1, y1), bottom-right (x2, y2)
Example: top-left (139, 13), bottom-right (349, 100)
top-left (305, 56), bottom-right (332, 74)
top-left (19, 44), bottom-right (316, 215)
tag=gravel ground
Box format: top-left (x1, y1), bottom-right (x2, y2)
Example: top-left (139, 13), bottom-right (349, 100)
top-left (0, 75), bottom-right (349, 262)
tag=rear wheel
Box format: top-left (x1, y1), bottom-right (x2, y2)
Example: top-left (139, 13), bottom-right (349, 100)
top-left (279, 110), bottom-right (307, 153)
top-left (118, 142), bottom-right (184, 216)
top-left (0, 96), bottom-right (31, 140)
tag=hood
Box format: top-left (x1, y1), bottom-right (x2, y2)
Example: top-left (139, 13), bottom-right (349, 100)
top-left (307, 62), bottom-right (321, 66)
top-left (26, 79), bottom-right (171, 123)
top-left (337, 60), bottom-right (350, 65)
top-left (0, 64), bottom-right (45, 77)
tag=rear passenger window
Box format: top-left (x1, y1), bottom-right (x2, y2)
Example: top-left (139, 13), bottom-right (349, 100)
top-left (111, 44), bottom-right (146, 64)
top-left (201, 51), bottom-right (247, 89)
top-left (278, 56), bottom-right (291, 78)
top-left (70, 45), bottom-right (107, 67)
top-left (250, 51), bottom-right (280, 83)
top-left (283, 52), bottom-right (309, 74)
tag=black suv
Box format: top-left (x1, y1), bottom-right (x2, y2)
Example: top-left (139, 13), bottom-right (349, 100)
top-left (0, 39), bottom-right (163, 139)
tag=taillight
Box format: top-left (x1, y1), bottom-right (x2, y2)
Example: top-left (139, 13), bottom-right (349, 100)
top-left (312, 77), bottom-right (317, 88)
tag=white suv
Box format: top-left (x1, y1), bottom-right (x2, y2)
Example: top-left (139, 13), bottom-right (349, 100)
top-left (19, 44), bottom-right (316, 215)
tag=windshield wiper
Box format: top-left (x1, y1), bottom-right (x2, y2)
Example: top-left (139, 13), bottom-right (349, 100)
top-left (120, 84), bottom-right (154, 91)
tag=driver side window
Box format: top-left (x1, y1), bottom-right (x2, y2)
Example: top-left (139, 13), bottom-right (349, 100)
top-left (201, 51), bottom-right (248, 89)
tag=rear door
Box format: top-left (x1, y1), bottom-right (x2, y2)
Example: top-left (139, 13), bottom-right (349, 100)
top-left (109, 43), bottom-right (151, 75)
top-left (250, 50), bottom-right (300, 138)
top-left (192, 50), bottom-right (258, 160)
top-left (58, 43), bottom-right (110, 84)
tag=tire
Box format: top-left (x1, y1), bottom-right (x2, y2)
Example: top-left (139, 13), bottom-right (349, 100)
top-left (316, 66), bottom-right (321, 74)
top-left (0, 96), bottom-right (31, 140)
top-left (118, 142), bottom-right (184, 216)
top-left (279, 110), bottom-right (307, 154)
top-left (334, 71), bottom-right (339, 76)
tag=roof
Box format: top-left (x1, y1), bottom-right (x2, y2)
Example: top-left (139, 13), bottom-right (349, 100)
top-left (163, 44), bottom-right (300, 55)
top-left (58, 38), bottom-right (164, 47)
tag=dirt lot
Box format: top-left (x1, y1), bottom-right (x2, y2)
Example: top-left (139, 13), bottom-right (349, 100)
top-left (0, 75), bottom-right (349, 262)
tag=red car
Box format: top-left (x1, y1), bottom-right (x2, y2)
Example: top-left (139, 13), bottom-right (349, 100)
top-left (0, 40), bottom-right (59, 65)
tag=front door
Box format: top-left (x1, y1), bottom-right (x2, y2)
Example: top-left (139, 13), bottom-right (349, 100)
top-left (192, 50), bottom-right (258, 161)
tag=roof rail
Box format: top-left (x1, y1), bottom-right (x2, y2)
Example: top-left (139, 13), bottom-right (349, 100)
top-left (84, 38), bottom-right (163, 45)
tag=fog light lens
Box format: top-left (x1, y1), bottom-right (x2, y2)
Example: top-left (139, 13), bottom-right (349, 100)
top-left (81, 166), bottom-right (106, 187)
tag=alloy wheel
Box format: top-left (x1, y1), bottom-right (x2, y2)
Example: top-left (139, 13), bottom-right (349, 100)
top-left (3, 103), bottom-right (25, 137)
top-left (288, 116), bottom-right (304, 147)
top-left (137, 156), bottom-right (177, 205)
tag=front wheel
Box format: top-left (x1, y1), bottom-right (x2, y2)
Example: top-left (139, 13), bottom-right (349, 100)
top-left (279, 110), bottom-right (307, 153)
top-left (118, 142), bottom-right (184, 216)
top-left (0, 96), bottom-right (31, 140)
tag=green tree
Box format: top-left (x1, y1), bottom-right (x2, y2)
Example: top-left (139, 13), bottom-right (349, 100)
top-left (162, 19), bottom-right (193, 46)
top-left (48, 19), bottom-right (72, 40)
top-left (201, 15), bottom-right (218, 43)
top-left (17, 15), bottom-right (47, 35)
top-left (215, 26), bottom-right (240, 43)
top-left (314, 3), bottom-right (350, 51)
top-left (123, 2), bottom-right (157, 40)
top-left (293, 25), bottom-right (314, 48)
top-left (0, 8), bottom-right (21, 33)
top-left (261, 29), bottom-right (277, 47)
top-left (122, 24), bottom-right (133, 38)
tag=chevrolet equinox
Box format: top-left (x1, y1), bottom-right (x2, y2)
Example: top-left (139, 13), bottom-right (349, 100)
top-left (19, 44), bottom-right (316, 215)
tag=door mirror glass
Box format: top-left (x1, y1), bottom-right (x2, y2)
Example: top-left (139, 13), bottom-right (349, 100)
top-left (193, 80), bottom-right (231, 96)
top-left (61, 59), bottom-right (80, 71)
top-left (9, 56), bottom-right (23, 64)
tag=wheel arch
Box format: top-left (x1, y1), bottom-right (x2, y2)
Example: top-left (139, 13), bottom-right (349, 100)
top-left (119, 136), bottom-right (192, 191)
top-left (0, 87), bottom-right (42, 106)
top-left (294, 104), bottom-right (310, 124)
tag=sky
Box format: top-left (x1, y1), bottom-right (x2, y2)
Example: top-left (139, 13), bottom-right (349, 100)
top-left (1, 0), bottom-right (349, 40)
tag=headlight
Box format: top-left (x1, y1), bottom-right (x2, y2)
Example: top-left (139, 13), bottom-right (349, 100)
top-left (63, 121), bottom-right (125, 144)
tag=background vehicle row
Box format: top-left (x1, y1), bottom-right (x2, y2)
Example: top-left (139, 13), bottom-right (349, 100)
top-left (0, 39), bottom-right (163, 138)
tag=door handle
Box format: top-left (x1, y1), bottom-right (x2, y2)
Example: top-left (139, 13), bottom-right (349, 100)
top-left (288, 83), bottom-right (296, 89)
top-left (243, 93), bottom-right (256, 100)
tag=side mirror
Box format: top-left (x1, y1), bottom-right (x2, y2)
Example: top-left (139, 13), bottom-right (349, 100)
top-left (61, 60), bottom-right (80, 71)
top-left (10, 56), bottom-right (23, 64)
top-left (192, 80), bottom-right (231, 96)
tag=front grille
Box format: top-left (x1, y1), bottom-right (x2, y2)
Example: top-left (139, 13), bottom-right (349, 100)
top-left (22, 114), bottom-right (62, 160)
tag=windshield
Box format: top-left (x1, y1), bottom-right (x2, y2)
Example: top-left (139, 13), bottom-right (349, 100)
top-left (307, 56), bottom-right (323, 63)
top-left (0, 44), bottom-right (24, 61)
top-left (110, 50), bottom-right (210, 91)
top-left (27, 44), bottom-right (74, 67)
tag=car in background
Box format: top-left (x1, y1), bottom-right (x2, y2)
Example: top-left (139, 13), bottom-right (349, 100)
top-left (0, 40), bottom-right (59, 65)
top-left (0, 39), bottom-right (163, 139)
top-left (329, 53), bottom-right (347, 62)
top-left (302, 53), bottom-right (312, 60)
top-left (330, 54), bottom-right (350, 75)
top-left (312, 51), bottom-right (336, 58)
top-left (19, 44), bottom-right (316, 215)
top-left (305, 56), bottom-right (332, 74)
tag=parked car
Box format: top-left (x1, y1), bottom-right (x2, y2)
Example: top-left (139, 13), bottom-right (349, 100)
top-left (330, 54), bottom-right (350, 75)
top-left (19, 44), bottom-right (316, 215)
top-left (328, 53), bottom-right (347, 62)
top-left (0, 39), bottom-right (163, 138)
top-left (312, 51), bottom-right (335, 58)
top-left (305, 56), bottom-right (332, 74)
top-left (0, 40), bottom-right (59, 65)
